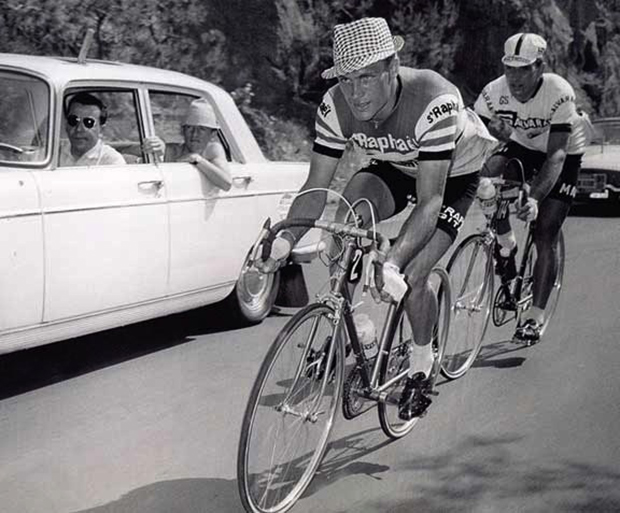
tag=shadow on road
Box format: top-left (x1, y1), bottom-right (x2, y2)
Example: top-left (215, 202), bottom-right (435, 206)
top-left (70, 433), bottom-right (620, 513)
top-left (375, 434), bottom-right (620, 512)
top-left (72, 477), bottom-right (241, 513)
top-left (472, 339), bottom-right (528, 370)
top-left (0, 303), bottom-right (253, 401)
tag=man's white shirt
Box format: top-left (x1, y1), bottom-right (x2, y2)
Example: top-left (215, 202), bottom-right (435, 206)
top-left (59, 139), bottom-right (126, 167)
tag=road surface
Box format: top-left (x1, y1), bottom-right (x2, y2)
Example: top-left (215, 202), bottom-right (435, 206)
top-left (0, 204), bottom-right (619, 513)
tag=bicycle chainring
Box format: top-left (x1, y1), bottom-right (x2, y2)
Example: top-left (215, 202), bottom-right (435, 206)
top-left (492, 285), bottom-right (517, 327)
top-left (342, 367), bottom-right (373, 420)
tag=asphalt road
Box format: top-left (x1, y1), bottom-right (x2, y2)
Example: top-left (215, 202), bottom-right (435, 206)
top-left (0, 203), bottom-right (619, 513)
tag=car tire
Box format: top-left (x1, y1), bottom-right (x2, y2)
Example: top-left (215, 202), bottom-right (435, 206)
top-left (223, 255), bottom-right (280, 325)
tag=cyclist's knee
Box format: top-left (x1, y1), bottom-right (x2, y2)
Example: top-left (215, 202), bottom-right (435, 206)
top-left (339, 173), bottom-right (395, 222)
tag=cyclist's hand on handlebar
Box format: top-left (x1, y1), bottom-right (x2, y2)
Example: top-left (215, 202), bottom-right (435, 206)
top-left (256, 230), bottom-right (295, 273)
top-left (367, 251), bottom-right (408, 304)
top-left (516, 184), bottom-right (538, 222)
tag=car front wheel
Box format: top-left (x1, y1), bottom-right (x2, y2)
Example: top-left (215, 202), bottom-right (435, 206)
top-left (225, 256), bottom-right (280, 325)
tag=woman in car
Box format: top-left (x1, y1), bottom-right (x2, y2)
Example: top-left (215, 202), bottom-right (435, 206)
top-left (145, 99), bottom-right (232, 191)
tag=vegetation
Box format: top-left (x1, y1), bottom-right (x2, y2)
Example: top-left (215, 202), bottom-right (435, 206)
top-left (2, 0), bottom-right (619, 161)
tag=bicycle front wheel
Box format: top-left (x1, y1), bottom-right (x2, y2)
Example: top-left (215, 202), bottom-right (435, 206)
top-left (522, 229), bottom-right (565, 337)
top-left (237, 303), bottom-right (344, 513)
top-left (442, 234), bottom-right (493, 379)
top-left (377, 267), bottom-right (452, 439)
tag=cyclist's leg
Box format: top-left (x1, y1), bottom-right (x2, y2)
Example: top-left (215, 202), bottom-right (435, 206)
top-left (331, 162), bottom-right (414, 293)
top-left (515, 153), bottom-right (579, 342)
top-left (529, 197), bottom-right (569, 319)
top-left (523, 154), bottom-right (579, 323)
top-left (403, 228), bottom-right (453, 376)
top-left (397, 172), bottom-right (478, 419)
top-left (402, 171), bottom-right (480, 375)
top-left (334, 163), bottom-right (399, 226)
top-left (484, 148), bottom-right (518, 276)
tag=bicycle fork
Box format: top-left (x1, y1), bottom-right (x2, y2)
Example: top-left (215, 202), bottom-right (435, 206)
top-left (277, 306), bottom-right (344, 423)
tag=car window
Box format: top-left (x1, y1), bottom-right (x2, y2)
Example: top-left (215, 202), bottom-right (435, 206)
top-left (149, 91), bottom-right (231, 163)
top-left (0, 71), bottom-right (50, 165)
top-left (61, 89), bottom-right (144, 166)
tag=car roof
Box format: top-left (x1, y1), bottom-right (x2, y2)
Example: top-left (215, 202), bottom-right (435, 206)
top-left (0, 53), bottom-right (223, 96)
top-left (0, 52), bottom-right (267, 163)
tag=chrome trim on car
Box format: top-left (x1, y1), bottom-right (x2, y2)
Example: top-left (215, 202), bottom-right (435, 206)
top-left (0, 281), bottom-right (236, 355)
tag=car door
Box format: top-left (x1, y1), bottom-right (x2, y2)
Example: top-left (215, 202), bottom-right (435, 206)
top-left (147, 90), bottom-right (258, 296)
top-left (38, 87), bottom-right (169, 322)
top-left (0, 70), bottom-right (47, 339)
top-left (0, 170), bottom-right (44, 333)
top-left (148, 90), bottom-right (307, 298)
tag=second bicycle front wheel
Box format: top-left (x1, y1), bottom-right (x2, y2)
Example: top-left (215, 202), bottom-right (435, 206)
top-left (442, 234), bottom-right (493, 379)
top-left (237, 303), bottom-right (344, 513)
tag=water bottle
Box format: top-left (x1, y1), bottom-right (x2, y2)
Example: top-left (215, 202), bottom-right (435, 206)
top-left (354, 313), bottom-right (378, 360)
top-left (477, 177), bottom-right (497, 218)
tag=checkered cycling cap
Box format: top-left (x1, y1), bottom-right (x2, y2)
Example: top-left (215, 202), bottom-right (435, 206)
top-left (321, 17), bottom-right (404, 80)
top-left (502, 33), bottom-right (547, 67)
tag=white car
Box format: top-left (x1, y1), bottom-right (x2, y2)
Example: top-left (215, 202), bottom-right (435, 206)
top-left (577, 117), bottom-right (620, 204)
top-left (0, 53), bottom-right (309, 354)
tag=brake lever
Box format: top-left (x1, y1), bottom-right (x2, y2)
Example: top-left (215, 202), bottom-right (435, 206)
top-left (248, 218), bottom-right (272, 265)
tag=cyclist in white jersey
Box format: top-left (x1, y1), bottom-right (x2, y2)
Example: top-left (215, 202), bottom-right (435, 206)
top-left (474, 32), bottom-right (589, 345)
top-left (258, 17), bottom-right (495, 419)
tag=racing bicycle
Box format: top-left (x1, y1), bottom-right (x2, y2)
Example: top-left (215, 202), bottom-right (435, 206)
top-left (237, 214), bottom-right (452, 513)
top-left (441, 158), bottom-right (564, 372)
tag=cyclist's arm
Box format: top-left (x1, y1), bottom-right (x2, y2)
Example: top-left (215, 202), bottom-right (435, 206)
top-left (529, 130), bottom-right (570, 202)
top-left (283, 150), bottom-right (340, 241)
top-left (386, 159), bottom-right (450, 269)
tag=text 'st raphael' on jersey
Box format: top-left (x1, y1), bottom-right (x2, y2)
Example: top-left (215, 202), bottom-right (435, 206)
top-left (314, 67), bottom-right (496, 177)
top-left (474, 73), bottom-right (588, 155)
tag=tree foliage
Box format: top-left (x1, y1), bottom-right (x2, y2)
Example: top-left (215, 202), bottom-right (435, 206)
top-left (2, 0), bottom-right (620, 160)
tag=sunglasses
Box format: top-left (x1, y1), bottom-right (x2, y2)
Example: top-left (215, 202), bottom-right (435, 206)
top-left (67, 115), bottom-right (99, 129)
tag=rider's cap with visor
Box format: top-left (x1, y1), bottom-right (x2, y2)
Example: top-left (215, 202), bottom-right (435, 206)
top-left (321, 17), bottom-right (404, 80)
top-left (184, 98), bottom-right (219, 128)
top-left (502, 33), bottom-right (547, 67)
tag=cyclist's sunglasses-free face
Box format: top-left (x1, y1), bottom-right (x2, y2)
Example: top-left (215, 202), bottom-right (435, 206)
top-left (66, 115), bottom-right (99, 129)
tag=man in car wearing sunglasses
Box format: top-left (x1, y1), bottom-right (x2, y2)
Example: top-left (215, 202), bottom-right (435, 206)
top-left (59, 92), bottom-right (126, 167)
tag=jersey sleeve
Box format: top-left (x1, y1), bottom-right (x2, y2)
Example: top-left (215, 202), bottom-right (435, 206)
top-left (549, 90), bottom-right (578, 134)
top-left (473, 87), bottom-right (493, 123)
top-left (415, 93), bottom-right (461, 161)
top-left (313, 91), bottom-right (347, 159)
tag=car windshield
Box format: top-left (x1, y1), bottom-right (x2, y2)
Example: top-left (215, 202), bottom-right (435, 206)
top-left (592, 119), bottom-right (620, 145)
top-left (0, 71), bottom-right (50, 165)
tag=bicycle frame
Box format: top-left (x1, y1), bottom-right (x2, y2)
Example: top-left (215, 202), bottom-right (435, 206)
top-left (314, 232), bottom-right (406, 407)
top-left (485, 178), bottom-right (539, 324)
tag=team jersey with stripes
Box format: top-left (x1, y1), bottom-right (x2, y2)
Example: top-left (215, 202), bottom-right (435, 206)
top-left (314, 67), bottom-right (483, 177)
top-left (473, 73), bottom-right (588, 155)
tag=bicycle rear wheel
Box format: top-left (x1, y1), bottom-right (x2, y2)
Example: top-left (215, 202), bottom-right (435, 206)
top-left (237, 303), bottom-right (344, 513)
top-left (521, 229), bottom-right (565, 336)
top-left (442, 234), bottom-right (493, 379)
top-left (378, 267), bottom-right (451, 439)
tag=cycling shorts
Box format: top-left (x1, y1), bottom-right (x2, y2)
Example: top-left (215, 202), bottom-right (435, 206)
top-left (356, 162), bottom-right (480, 241)
top-left (494, 142), bottom-right (582, 204)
